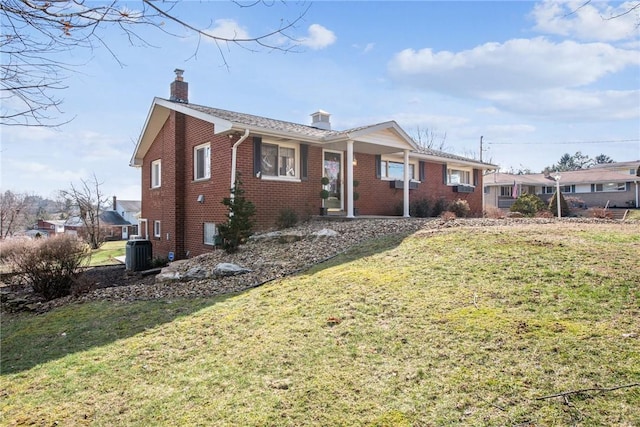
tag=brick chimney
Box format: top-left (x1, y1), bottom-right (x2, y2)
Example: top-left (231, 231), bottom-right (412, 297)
top-left (170, 69), bottom-right (188, 103)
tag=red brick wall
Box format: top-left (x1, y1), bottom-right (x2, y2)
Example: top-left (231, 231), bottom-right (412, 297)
top-left (237, 143), bottom-right (323, 231)
top-left (352, 155), bottom-right (484, 216)
top-left (140, 113), bottom-right (485, 260)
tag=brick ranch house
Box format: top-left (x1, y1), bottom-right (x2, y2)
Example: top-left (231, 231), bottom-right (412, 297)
top-left (130, 70), bottom-right (496, 260)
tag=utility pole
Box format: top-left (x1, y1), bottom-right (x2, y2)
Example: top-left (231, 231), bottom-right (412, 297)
top-left (480, 136), bottom-right (483, 162)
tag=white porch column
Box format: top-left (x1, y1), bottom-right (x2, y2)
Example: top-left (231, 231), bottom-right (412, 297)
top-left (346, 140), bottom-right (355, 218)
top-left (403, 149), bottom-right (410, 217)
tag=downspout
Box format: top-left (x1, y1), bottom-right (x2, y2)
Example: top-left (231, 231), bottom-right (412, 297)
top-left (635, 180), bottom-right (639, 208)
top-left (230, 129), bottom-right (251, 199)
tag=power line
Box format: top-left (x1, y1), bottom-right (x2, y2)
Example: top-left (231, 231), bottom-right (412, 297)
top-left (487, 139), bottom-right (639, 145)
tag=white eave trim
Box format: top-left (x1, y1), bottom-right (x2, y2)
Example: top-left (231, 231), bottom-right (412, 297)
top-left (322, 121), bottom-right (417, 150)
top-left (129, 98), bottom-right (234, 167)
top-left (409, 151), bottom-right (497, 170)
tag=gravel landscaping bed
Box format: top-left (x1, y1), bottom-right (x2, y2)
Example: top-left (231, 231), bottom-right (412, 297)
top-left (1, 217), bottom-right (632, 313)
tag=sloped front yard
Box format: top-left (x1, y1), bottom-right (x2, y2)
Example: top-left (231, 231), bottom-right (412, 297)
top-left (1, 220), bottom-right (639, 426)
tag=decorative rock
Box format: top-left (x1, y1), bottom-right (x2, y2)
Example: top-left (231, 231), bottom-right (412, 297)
top-left (278, 233), bottom-right (304, 244)
top-left (213, 263), bottom-right (251, 277)
top-left (313, 228), bottom-right (338, 238)
top-left (156, 269), bottom-right (183, 282)
top-left (249, 231), bottom-right (281, 242)
top-left (185, 266), bottom-right (208, 280)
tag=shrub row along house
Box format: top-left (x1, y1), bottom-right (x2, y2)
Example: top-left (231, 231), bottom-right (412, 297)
top-left (130, 70), bottom-right (496, 260)
top-left (484, 161), bottom-right (640, 211)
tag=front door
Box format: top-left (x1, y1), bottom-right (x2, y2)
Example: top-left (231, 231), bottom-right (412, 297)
top-left (323, 151), bottom-right (343, 211)
top-left (122, 226), bottom-right (128, 240)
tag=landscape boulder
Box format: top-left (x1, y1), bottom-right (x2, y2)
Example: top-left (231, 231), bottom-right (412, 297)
top-left (156, 261), bottom-right (251, 283)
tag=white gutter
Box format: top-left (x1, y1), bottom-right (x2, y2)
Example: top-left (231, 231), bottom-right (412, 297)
top-left (231, 129), bottom-right (251, 199)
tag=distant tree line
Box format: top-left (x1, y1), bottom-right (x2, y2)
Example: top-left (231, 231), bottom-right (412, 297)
top-left (509, 152), bottom-right (615, 175)
top-left (543, 152), bottom-right (614, 173)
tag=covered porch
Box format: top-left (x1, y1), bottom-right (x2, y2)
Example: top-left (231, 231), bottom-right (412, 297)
top-left (319, 121), bottom-right (417, 219)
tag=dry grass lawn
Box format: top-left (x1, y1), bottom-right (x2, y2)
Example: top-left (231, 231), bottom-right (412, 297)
top-left (1, 222), bottom-right (639, 426)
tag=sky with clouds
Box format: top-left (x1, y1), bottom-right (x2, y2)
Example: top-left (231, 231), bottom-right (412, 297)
top-left (1, 0), bottom-right (639, 200)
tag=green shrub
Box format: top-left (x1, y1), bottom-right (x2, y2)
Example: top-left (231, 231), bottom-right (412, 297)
top-left (410, 198), bottom-right (431, 218)
top-left (6, 234), bottom-right (90, 301)
top-left (219, 173), bottom-right (256, 253)
top-left (431, 198), bottom-right (448, 217)
top-left (400, 197), bottom-right (448, 217)
top-left (510, 193), bottom-right (547, 217)
top-left (448, 199), bottom-right (470, 218)
top-left (548, 190), bottom-right (570, 217)
top-left (276, 208), bottom-right (298, 229)
top-left (149, 256), bottom-right (169, 268)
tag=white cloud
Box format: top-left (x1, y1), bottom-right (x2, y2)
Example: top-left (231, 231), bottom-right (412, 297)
top-left (204, 19), bottom-right (250, 40)
top-left (388, 37), bottom-right (639, 119)
top-left (300, 24), bottom-right (336, 50)
top-left (532, 0), bottom-right (640, 42)
top-left (390, 112), bottom-right (470, 129)
top-left (12, 161), bottom-right (87, 184)
top-left (486, 124), bottom-right (537, 136)
top-left (352, 42), bottom-right (374, 53)
top-left (491, 88), bottom-right (640, 121)
top-left (389, 37), bottom-right (638, 93)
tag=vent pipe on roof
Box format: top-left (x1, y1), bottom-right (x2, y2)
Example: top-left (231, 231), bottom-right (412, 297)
top-left (170, 69), bottom-right (188, 103)
top-left (310, 110), bottom-right (331, 130)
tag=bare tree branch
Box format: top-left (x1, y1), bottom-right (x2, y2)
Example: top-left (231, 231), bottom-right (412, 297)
top-left (410, 125), bottom-right (449, 153)
top-left (0, 190), bottom-right (30, 239)
top-left (60, 174), bottom-right (110, 249)
top-left (1, 0), bottom-right (309, 127)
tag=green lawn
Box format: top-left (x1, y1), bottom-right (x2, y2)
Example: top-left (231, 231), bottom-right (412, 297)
top-left (2, 223), bottom-right (639, 426)
top-left (88, 240), bottom-right (127, 266)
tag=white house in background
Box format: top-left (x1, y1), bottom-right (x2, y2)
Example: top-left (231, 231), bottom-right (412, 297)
top-left (484, 160), bottom-right (640, 211)
top-left (112, 197), bottom-right (141, 239)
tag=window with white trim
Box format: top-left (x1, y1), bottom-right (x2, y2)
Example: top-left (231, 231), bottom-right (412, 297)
top-left (447, 168), bottom-right (471, 185)
top-left (500, 186), bottom-right (513, 197)
top-left (203, 222), bottom-right (218, 246)
top-left (380, 160), bottom-right (415, 180)
top-left (544, 185), bottom-right (572, 194)
top-left (151, 160), bottom-right (161, 188)
top-left (194, 143), bottom-right (211, 181)
top-left (261, 142), bottom-right (297, 178)
top-left (154, 220), bottom-right (161, 238)
top-left (595, 182), bottom-right (626, 192)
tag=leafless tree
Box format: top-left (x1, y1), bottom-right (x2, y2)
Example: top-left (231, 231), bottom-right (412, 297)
top-left (411, 126), bottom-right (449, 153)
top-left (0, 190), bottom-right (30, 239)
top-left (1, 0), bottom-right (309, 127)
top-left (571, 1), bottom-right (640, 24)
top-left (60, 174), bottom-right (110, 249)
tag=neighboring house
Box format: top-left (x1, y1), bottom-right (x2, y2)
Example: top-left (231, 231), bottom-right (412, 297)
top-left (130, 70), bottom-right (496, 260)
top-left (484, 161), bottom-right (640, 211)
top-left (65, 211), bottom-right (132, 241)
top-left (112, 197), bottom-right (141, 239)
top-left (33, 219), bottom-right (65, 236)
